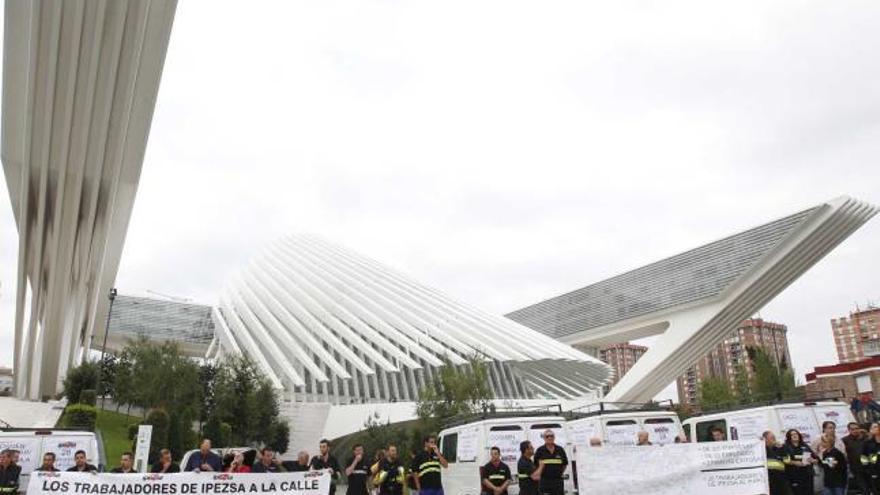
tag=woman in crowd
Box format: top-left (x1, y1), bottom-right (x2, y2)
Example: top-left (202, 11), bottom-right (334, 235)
top-left (227, 452), bottom-right (252, 473)
top-left (783, 429), bottom-right (818, 495)
top-left (817, 433), bottom-right (847, 495)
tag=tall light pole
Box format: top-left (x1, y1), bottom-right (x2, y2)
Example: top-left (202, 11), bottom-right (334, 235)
top-left (97, 288), bottom-right (117, 408)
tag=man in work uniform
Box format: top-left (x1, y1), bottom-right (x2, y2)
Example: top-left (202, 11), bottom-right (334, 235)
top-left (0, 450), bottom-right (20, 495)
top-left (372, 445), bottom-right (406, 495)
top-left (763, 431), bottom-right (791, 495)
top-left (411, 435), bottom-right (448, 495)
top-left (532, 430), bottom-right (568, 495)
top-left (311, 439), bottom-right (342, 495)
top-left (861, 423), bottom-right (880, 494)
top-left (345, 444), bottom-right (371, 495)
top-left (517, 441), bottom-right (540, 495)
top-left (481, 447), bottom-right (512, 495)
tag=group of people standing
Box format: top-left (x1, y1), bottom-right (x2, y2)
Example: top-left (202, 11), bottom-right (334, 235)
top-left (763, 420), bottom-right (880, 495)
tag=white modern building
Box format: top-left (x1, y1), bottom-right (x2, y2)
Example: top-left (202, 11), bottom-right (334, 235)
top-left (2, 0), bottom-right (177, 400)
top-left (507, 197), bottom-right (878, 403)
top-left (209, 235), bottom-right (613, 402)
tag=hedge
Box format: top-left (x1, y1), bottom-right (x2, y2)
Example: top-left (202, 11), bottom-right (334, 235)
top-left (63, 404), bottom-right (97, 431)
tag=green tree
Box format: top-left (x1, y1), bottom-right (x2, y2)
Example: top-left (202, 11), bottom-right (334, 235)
top-left (732, 363), bottom-right (752, 405)
top-left (416, 355), bottom-right (493, 427)
top-left (206, 356), bottom-right (289, 452)
top-left (698, 377), bottom-right (736, 411)
top-left (62, 361), bottom-right (99, 403)
top-left (750, 347), bottom-right (799, 401)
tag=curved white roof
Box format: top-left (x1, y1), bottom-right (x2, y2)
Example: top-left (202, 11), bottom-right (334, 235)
top-left (212, 235), bottom-right (612, 403)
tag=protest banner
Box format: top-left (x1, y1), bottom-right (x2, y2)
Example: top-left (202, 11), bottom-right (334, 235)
top-left (486, 430), bottom-right (520, 463)
top-left (576, 440), bottom-right (768, 495)
top-left (27, 470), bottom-right (331, 495)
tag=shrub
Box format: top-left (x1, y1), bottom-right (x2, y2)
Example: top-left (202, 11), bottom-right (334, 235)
top-left (63, 404), bottom-right (97, 431)
top-left (127, 424), bottom-right (140, 441)
top-left (62, 362), bottom-right (98, 404)
top-left (79, 389), bottom-right (97, 406)
top-left (143, 408), bottom-right (171, 464)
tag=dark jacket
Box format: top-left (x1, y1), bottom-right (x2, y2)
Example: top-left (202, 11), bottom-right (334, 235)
top-left (0, 464), bottom-right (21, 494)
top-left (184, 451), bottom-right (223, 472)
top-left (820, 447), bottom-right (848, 488)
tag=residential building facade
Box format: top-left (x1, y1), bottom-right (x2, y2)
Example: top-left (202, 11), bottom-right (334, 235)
top-left (832, 306), bottom-right (880, 363)
top-left (676, 319), bottom-right (791, 409)
top-left (598, 342), bottom-right (648, 388)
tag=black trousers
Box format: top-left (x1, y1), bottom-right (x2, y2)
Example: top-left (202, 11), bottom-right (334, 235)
top-left (539, 480), bottom-right (564, 495)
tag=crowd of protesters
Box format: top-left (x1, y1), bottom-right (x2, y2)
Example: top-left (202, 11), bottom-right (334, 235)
top-left (9, 420), bottom-right (880, 495)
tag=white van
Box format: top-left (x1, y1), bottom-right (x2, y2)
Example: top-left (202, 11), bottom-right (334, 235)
top-left (0, 429), bottom-right (100, 491)
top-left (682, 400), bottom-right (855, 444)
top-left (438, 415), bottom-right (567, 495)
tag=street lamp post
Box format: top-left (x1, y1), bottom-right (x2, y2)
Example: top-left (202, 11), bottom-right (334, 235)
top-left (97, 288), bottom-right (117, 408)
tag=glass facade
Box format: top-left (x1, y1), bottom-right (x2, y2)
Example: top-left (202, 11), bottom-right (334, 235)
top-left (506, 207), bottom-right (818, 338)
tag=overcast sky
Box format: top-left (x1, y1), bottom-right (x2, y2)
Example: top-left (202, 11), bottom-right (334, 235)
top-left (1, 0), bottom-right (879, 401)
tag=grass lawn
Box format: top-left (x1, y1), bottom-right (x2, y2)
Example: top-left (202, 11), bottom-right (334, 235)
top-left (96, 409), bottom-right (139, 468)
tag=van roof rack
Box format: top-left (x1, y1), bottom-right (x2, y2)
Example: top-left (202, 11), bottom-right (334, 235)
top-left (690, 390), bottom-right (848, 417)
top-left (565, 400), bottom-right (675, 419)
top-left (442, 404), bottom-right (564, 429)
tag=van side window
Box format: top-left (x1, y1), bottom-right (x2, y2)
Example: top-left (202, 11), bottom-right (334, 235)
top-left (695, 420), bottom-right (727, 443)
top-left (605, 420), bottom-right (637, 426)
top-left (442, 433), bottom-right (458, 462)
top-left (490, 426), bottom-right (523, 431)
top-left (531, 423), bottom-right (563, 430)
top-left (643, 418), bottom-right (674, 424)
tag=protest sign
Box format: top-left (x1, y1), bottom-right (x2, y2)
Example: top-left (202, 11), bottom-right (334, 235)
top-left (486, 430), bottom-right (521, 463)
top-left (576, 440), bottom-right (768, 495)
top-left (27, 470), bottom-right (331, 495)
top-left (456, 426), bottom-right (480, 462)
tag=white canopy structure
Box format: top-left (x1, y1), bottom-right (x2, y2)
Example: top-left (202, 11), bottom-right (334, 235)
top-left (209, 234), bottom-right (613, 404)
top-left (507, 196), bottom-right (878, 403)
top-left (2, 0), bottom-right (177, 400)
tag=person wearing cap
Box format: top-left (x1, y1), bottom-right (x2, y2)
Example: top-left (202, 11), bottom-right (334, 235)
top-left (532, 430), bottom-right (567, 495)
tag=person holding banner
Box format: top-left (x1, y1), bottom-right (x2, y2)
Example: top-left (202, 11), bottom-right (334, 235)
top-left (36, 452), bottom-right (59, 472)
top-left (67, 450), bottom-right (97, 473)
top-left (151, 449), bottom-right (181, 473)
top-left (763, 431), bottom-right (792, 495)
top-left (782, 429), bottom-right (818, 495)
top-left (311, 440), bottom-right (342, 495)
top-left (516, 441), bottom-right (539, 495)
top-left (111, 452), bottom-right (136, 474)
top-left (253, 448), bottom-right (285, 473)
top-left (185, 439), bottom-right (223, 472)
top-left (532, 430), bottom-right (567, 495)
top-left (481, 447), bottom-right (512, 495)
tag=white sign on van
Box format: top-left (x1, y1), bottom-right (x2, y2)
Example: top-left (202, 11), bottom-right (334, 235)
top-left (457, 426), bottom-right (480, 462)
top-left (605, 424), bottom-right (640, 446)
top-left (814, 405), bottom-right (854, 438)
top-left (568, 422), bottom-right (598, 452)
top-left (779, 409), bottom-right (820, 443)
top-left (0, 437), bottom-right (41, 473)
top-left (42, 436), bottom-right (93, 472)
top-left (643, 422), bottom-right (679, 445)
top-left (487, 431), bottom-right (521, 463)
top-left (727, 414), bottom-right (768, 442)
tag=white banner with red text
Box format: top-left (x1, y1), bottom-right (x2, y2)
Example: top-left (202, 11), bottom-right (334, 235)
top-left (575, 440), bottom-right (768, 495)
top-left (26, 470), bottom-right (331, 495)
